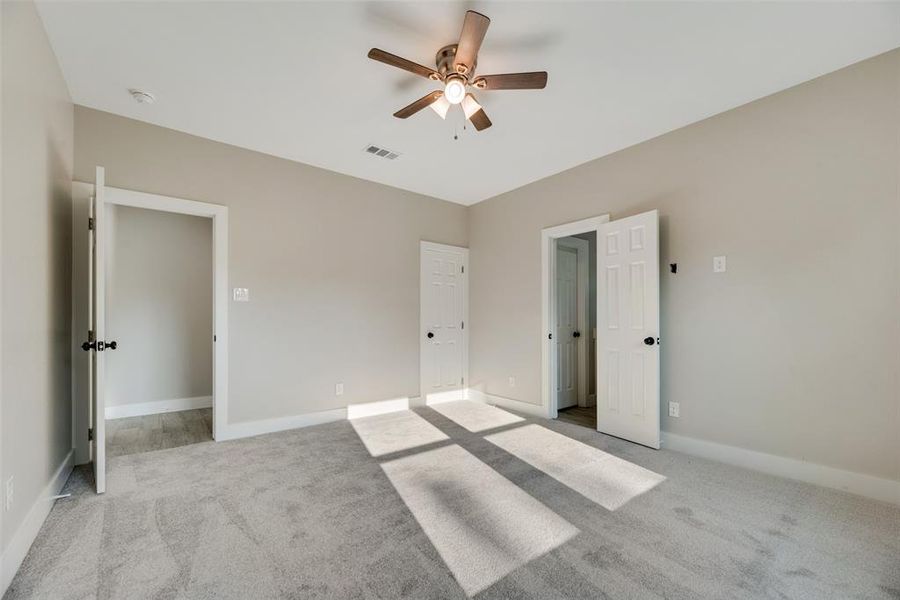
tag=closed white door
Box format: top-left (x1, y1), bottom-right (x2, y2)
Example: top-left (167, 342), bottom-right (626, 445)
top-left (555, 245), bottom-right (578, 409)
top-left (420, 242), bottom-right (468, 403)
top-left (596, 210), bottom-right (660, 448)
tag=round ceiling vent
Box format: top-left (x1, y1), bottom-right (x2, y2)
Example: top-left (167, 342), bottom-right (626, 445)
top-left (129, 89), bottom-right (155, 104)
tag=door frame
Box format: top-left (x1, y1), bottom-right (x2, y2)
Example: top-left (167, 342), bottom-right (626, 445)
top-left (419, 241), bottom-right (469, 403)
top-left (555, 236), bottom-right (590, 409)
top-left (98, 185), bottom-right (229, 442)
top-left (541, 215), bottom-right (609, 418)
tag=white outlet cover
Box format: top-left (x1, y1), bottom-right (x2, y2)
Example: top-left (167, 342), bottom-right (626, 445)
top-left (713, 256), bottom-right (727, 273)
top-left (233, 287), bottom-right (250, 302)
top-left (508, 377), bottom-right (516, 387)
top-left (668, 401), bottom-right (680, 418)
top-left (335, 383), bottom-right (344, 396)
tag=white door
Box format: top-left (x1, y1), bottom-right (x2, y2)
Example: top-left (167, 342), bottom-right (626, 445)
top-left (596, 210), bottom-right (660, 448)
top-left (420, 242), bottom-right (468, 403)
top-left (89, 166), bottom-right (107, 493)
top-left (555, 244), bottom-right (578, 409)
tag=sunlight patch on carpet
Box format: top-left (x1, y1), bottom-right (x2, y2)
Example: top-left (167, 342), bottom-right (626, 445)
top-left (486, 424), bottom-right (666, 510)
top-left (350, 410), bottom-right (448, 457)
top-left (381, 444), bottom-right (577, 596)
top-left (429, 400), bottom-right (524, 432)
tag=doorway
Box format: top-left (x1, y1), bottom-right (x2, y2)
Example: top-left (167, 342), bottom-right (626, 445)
top-left (72, 167), bottom-right (229, 493)
top-left (541, 211), bottom-right (661, 449)
top-left (555, 232), bottom-right (596, 428)
top-left (104, 204), bottom-right (214, 458)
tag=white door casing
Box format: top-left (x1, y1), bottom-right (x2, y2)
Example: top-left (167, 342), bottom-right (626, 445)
top-left (596, 210), bottom-right (660, 449)
top-left (541, 215), bottom-right (610, 419)
top-left (90, 166), bottom-right (107, 493)
top-left (420, 242), bottom-right (468, 403)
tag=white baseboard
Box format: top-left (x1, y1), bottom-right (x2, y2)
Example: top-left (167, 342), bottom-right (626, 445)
top-left (662, 432), bottom-right (900, 506)
top-left (347, 397), bottom-right (419, 420)
top-left (423, 389), bottom-right (469, 406)
top-left (467, 389), bottom-right (549, 418)
top-left (218, 407), bottom-right (347, 441)
top-left (105, 396), bottom-right (212, 419)
top-left (1, 450), bottom-right (74, 596)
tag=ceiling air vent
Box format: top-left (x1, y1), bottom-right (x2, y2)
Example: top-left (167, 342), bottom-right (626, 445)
top-left (363, 144), bottom-right (401, 160)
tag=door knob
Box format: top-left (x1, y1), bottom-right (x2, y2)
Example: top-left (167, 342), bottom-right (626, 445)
top-left (573, 331), bottom-right (581, 338)
top-left (427, 332), bottom-right (434, 339)
top-left (81, 341), bottom-right (96, 352)
top-left (106, 341), bottom-right (118, 350)
top-left (643, 336), bottom-right (656, 346)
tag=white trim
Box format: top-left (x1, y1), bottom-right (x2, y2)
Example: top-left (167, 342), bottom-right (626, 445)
top-left (217, 408), bottom-right (347, 441)
top-left (1, 450), bottom-right (74, 596)
top-left (347, 397), bottom-right (416, 420)
top-left (419, 241), bottom-right (469, 402)
top-left (467, 389), bottom-right (550, 418)
top-left (105, 396), bottom-right (212, 420)
top-left (662, 432), bottom-right (900, 506)
top-left (103, 185), bottom-right (228, 442)
top-left (541, 215), bottom-right (609, 420)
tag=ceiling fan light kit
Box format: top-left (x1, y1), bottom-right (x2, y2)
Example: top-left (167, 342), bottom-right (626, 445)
top-left (367, 10), bottom-right (548, 132)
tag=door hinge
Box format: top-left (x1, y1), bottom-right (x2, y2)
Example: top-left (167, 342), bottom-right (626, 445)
top-left (213, 334), bottom-right (217, 342)
top-left (88, 428), bottom-right (93, 441)
top-left (461, 377), bottom-right (464, 385)
top-left (461, 321), bottom-right (464, 330)
top-left (88, 329), bottom-right (95, 342)
top-left (461, 265), bottom-right (465, 274)
top-left (88, 217), bottom-right (94, 230)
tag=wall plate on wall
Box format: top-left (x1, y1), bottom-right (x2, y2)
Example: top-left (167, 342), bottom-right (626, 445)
top-left (713, 256), bottom-right (727, 273)
top-left (233, 287), bottom-right (249, 302)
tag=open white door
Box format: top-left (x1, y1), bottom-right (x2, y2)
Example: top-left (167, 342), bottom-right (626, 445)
top-left (89, 166), bottom-right (107, 493)
top-left (596, 210), bottom-right (660, 448)
top-left (420, 242), bottom-right (468, 403)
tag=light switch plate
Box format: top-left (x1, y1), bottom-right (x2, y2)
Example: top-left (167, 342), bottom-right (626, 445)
top-left (233, 288), bottom-right (249, 302)
top-left (668, 402), bottom-right (680, 418)
top-left (508, 376), bottom-right (516, 387)
top-left (713, 256), bottom-right (727, 273)
top-left (335, 383), bottom-right (344, 396)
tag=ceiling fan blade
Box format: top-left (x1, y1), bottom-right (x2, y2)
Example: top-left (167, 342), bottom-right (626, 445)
top-left (368, 48), bottom-right (440, 81)
top-left (473, 72), bottom-right (548, 90)
top-left (468, 107), bottom-right (492, 132)
top-left (453, 11), bottom-right (490, 75)
top-left (393, 91), bottom-right (445, 119)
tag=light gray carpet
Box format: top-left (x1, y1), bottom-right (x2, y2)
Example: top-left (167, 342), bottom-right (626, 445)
top-left (106, 408), bottom-right (212, 458)
top-left (6, 402), bottom-right (899, 599)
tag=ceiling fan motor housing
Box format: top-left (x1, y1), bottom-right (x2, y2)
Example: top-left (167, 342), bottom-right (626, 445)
top-left (436, 44), bottom-right (475, 79)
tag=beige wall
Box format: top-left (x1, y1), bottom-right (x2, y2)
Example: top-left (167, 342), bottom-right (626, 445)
top-left (106, 205), bottom-right (213, 408)
top-left (74, 107), bottom-right (468, 424)
top-left (469, 49), bottom-right (900, 482)
top-left (1, 0), bottom-right (74, 552)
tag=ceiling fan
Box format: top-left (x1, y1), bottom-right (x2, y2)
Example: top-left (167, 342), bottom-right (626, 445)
top-left (367, 10), bottom-right (548, 132)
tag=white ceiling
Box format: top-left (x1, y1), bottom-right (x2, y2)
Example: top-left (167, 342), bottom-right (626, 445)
top-left (37, 1), bottom-right (900, 205)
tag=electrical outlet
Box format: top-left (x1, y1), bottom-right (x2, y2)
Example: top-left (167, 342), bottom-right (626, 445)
top-left (508, 376), bottom-right (516, 387)
top-left (232, 287), bottom-right (250, 302)
top-left (713, 256), bottom-right (727, 273)
top-left (335, 383), bottom-right (343, 396)
top-left (5, 476), bottom-right (13, 511)
top-left (668, 402), bottom-right (680, 418)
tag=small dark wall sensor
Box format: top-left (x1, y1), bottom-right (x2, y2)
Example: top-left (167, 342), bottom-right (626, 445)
top-left (670, 263), bottom-right (677, 274)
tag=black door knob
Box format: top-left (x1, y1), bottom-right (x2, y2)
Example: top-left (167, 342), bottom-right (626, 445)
top-left (573, 331), bottom-right (581, 338)
top-left (107, 341), bottom-right (118, 350)
top-left (643, 336), bottom-right (656, 346)
top-left (81, 341), bottom-right (95, 352)
top-left (427, 332), bottom-right (434, 339)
